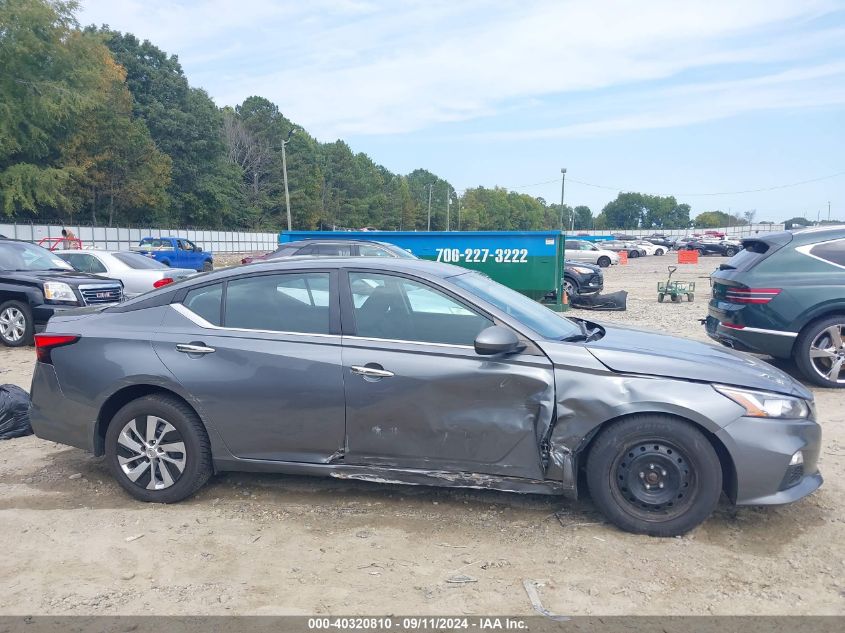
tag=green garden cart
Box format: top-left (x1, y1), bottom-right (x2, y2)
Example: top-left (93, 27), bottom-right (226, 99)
top-left (658, 266), bottom-right (695, 302)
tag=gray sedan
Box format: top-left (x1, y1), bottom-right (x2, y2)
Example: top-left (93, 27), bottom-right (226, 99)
top-left (29, 258), bottom-right (822, 535)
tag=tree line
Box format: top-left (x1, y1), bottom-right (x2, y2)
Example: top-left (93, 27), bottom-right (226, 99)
top-left (3, 1), bottom-right (805, 234)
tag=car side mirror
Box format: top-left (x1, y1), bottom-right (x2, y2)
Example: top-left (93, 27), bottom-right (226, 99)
top-left (474, 326), bottom-right (523, 356)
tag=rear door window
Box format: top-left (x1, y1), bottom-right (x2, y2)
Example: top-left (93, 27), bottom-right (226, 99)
top-left (224, 272), bottom-right (331, 334)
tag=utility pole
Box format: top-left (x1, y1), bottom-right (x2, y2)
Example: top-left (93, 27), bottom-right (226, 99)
top-left (446, 187), bottom-right (451, 231)
top-left (281, 128), bottom-right (296, 231)
top-left (427, 184), bottom-right (433, 231)
top-left (456, 194), bottom-right (461, 231)
top-left (559, 168), bottom-right (567, 232)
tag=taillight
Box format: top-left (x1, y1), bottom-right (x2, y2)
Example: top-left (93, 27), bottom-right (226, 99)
top-left (34, 334), bottom-right (80, 364)
top-left (724, 288), bottom-right (782, 304)
top-left (153, 277), bottom-right (174, 288)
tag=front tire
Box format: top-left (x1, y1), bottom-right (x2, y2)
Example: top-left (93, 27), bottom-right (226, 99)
top-left (105, 394), bottom-right (213, 503)
top-left (0, 300), bottom-right (33, 347)
top-left (586, 415), bottom-right (722, 536)
top-left (724, 247), bottom-right (737, 257)
top-left (563, 278), bottom-right (578, 298)
top-left (597, 256), bottom-right (611, 268)
top-left (794, 317), bottom-right (845, 388)
top-left (202, 260), bottom-right (213, 272)
top-left (629, 250), bottom-right (640, 258)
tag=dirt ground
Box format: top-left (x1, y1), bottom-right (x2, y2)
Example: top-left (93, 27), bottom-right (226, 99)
top-left (0, 255), bottom-right (843, 616)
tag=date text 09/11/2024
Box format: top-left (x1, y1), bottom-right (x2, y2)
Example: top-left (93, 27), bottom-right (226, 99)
top-left (435, 248), bottom-right (530, 264)
top-left (307, 617), bottom-right (529, 630)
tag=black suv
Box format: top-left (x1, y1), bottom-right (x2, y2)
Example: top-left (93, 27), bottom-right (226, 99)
top-left (706, 226), bottom-right (845, 387)
top-left (685, 239), bottom-right (741, 257)
top-left (0, 238), bottom-right (124, 347)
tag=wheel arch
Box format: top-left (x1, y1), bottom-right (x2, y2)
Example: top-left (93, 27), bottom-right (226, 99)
top-left (574, 411), bottom-right (738, 502)
top-left (95, 385), bottom-right (203, 457)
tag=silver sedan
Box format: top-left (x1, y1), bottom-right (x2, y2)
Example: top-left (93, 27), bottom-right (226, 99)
top-left (55, 250), bottom-right (196, 298)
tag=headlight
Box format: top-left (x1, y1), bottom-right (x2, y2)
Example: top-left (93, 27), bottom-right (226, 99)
top-left (43, 282), bottom-right (78, 304)
top-left (569, 265), bottom-right (595, 275)
top-left (714, 385), bottom-right (811, 419)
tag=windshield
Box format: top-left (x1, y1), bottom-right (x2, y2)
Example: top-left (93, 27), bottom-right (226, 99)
top-left (450, 272), bottom-right (581, 339)
top-left (384, 244), bottom-right (418, 259)
top-left (0, 241), bottom-right (75, 272)
top-left (112, 252), bottom-right (169, 269)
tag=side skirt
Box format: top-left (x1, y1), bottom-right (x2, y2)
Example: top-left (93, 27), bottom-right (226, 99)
top-left (212, 457), bottom-right (573, 497)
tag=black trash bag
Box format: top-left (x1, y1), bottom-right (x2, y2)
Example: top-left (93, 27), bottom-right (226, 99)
top-left (0, 384), bottom-right (32, 440)
top-left (571, 290), bottom-right (628, 311)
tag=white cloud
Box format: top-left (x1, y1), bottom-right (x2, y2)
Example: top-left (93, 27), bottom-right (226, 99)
top-left (79, 0), bottom-right (843, 138)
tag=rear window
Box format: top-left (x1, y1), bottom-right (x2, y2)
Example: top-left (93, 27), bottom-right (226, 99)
top-left (113, 252), bottom-right (168, 269)
top-left (140, 238), bottom-right (169, 248)
top-left (720, 239), bottom-right (778, 271)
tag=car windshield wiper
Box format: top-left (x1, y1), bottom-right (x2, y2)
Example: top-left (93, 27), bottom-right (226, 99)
top-left (559, 320), bottom-right (604, 343)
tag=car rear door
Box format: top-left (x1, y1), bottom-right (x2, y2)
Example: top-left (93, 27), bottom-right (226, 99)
top-left (153, 269), bottom-right (346, 463)
top-left (339, 269), bottom-right (555, 480)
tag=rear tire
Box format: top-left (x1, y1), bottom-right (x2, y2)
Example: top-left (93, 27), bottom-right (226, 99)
top-left (655, 248), bottom-right (665, 256)
top-left (586, 415), bottom-right (722, 536)
top-left (597, 256), bottom-right (611, 268)
top-left (0, 300), bottom-right (33, 347)
top-left (658, 293), bottom-right (665, 303)
top-left (697, 249), bottom-right (706, 257)
top-left (794, 316), bottom-right (845, 388)
top-left (105, 394), bottom-right (213, 503)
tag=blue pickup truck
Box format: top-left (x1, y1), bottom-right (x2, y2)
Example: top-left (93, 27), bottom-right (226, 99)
top-left (132, 237), bottom-right (213, 272)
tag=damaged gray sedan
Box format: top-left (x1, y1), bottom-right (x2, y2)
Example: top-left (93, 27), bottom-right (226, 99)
top-left (29, 258), bottom-right (822, 536)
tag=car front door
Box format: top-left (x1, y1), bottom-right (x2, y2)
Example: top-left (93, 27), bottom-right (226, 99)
top-left (152, 269), bottom-right (346, 462)
top-left (339, 270), bottom-right (555, 480)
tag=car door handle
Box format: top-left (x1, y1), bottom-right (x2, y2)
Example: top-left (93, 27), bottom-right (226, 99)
top-left (351, 365), bottom-right (394, 378)
top-left (176, 343), bottom-right (216, 355)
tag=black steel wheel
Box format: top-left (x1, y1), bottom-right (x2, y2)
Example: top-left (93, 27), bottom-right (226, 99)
top-left (586, 415), bottom-right (722, 536)
top-left (105, 394), bottom-right (212, 502)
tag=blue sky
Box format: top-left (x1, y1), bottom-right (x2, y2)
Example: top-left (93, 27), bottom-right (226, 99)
top-left (78, 0), bottom-right (845, 222)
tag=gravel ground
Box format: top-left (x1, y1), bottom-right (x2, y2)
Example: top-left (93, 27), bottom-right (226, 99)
top-left (0, 254), bottom-right (843, 616)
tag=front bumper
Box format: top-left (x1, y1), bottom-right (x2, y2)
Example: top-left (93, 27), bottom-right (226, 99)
top-left (578, 273), bottom-right (604, 295)
top-left (705, 314), bottom-right (796, 359)
top-left (717, 415), bottom-right (822, 505)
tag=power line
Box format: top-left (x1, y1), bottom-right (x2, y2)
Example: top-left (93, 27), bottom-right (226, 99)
top-left (453, 169), bottom-right (845, 200)
top-left (560, 170), bottom-right (845, 197)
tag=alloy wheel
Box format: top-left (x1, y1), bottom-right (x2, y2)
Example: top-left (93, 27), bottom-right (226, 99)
top-left (116, 416), bottom-right (187, 490)
top-left (809, 324), bottom-right (845, 384)
top-left (0, 307), bottom-right (25, 343)
top-left (612, 440), bottom-right (696, 520)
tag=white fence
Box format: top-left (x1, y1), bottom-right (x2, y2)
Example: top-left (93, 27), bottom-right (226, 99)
top-left (567, 223), bottom-right (785, 238)
top-left (0, 222), bottom-right (278, 253)
top-left (1, 221), bottom-right (786, 252)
